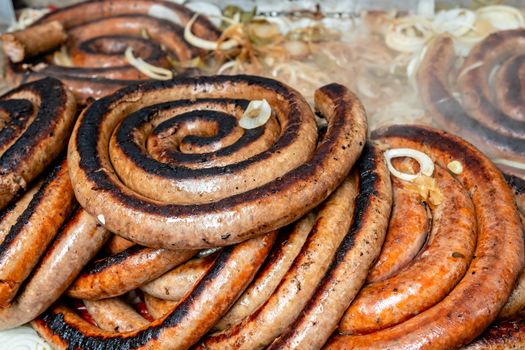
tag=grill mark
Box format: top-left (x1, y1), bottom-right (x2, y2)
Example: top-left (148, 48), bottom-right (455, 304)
top-left (501, 55), bottom-right (525, 110)
top-left (0, 100), bottom-right (34, 152)
top-left (505, 174), bottom-right (525, 196)
top-left (0, 160), bottom-right (62, 262)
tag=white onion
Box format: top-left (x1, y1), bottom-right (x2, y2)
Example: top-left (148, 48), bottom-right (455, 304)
top-left (447, 160), bottom-right (463, 174)
top-left (148, 4), bottom-right (183, 25)
top-left (385, 17), bottom-right (433, 53)
top-left (476, 5), bottom-right (525, 31)
top-left (432, 9), bottom-right (476, 37)
top-left (0, 325), bottom-right (51, 349)
top-left (184, 14), bottom-right (240, 51)
top-left (184, 1), bottom-right (222, 27)
top-left (239, 99), bottom-right (272, 129)
top-left (492, 158), bottom-right (525, 171)
top-left (124, 47), bottom-right (173, 80)
top-left (384, 148), bottom-right (435, 181)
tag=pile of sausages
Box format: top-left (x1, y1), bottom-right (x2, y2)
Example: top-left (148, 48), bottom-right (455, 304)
top-left (0, 2), bottom-right (524, 349)
top-left (2, 0), bottom-right (219, 104)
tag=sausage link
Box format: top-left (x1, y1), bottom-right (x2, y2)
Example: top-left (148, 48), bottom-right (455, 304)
top-left (0, 78), bottom-right (76, 209)
top-left (340, 166), bottom-right (477, 334)
top-left (0, 208), bottom-right (110, 329)
top-left (268, 142), bottom-right (392, 350)
top-left (32, 233), bottom-right (276, 349)
top-left (463, 310), bottom-right (525, 349)
top-left (67, 77), bottom-right (367, 249)
top-left (214, 214), bottom-right (315, 331)
top-left (105, 235), bottom-right (135, 255)
top-left (198, 174), bottom-right (358, 350)
top-left (143, 293), bottom-right (179, 320)
top-left (83, 298), bottom-right (149, 332)
top-left (140, 253), bottom-right (217, 302)
top-left (367, 178), bottom-right (430, 283)
top-left (325, 125), bottom-right (524, 349)
top-left (67, 245), bottom-right (196, 300)
top-left (0, 159), bottom-right (76, 306)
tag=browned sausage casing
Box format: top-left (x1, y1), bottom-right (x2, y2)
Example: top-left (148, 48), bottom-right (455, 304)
top-left (0, 78), bottom-right (76, 210)
top-left (325, 125), bottom-right (524, 350)
top-left (67, 76), bottom-right (367, 249)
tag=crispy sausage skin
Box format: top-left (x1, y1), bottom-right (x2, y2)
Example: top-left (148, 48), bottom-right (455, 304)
top-left (0, 78), bottom-right (76, 209)
top-left (464, 311), bottom-right (525, 349)
top-left (32, 233), bottom-right (275, 350)
top-left (4, 0), bottom-right (219, 104)
top-left (67, 76), bottom-right (367, 249)
top-left (367, 178), bottom-right (430, 283)
top-left (198, 175), bottom-right (358, 349)
top-left (0, 208), bottom-right (110, 329)
top-left (340, 166), bottom-right (477, 334)
top-left (0, 159), bottom-right (76, 306)
top-left (269, 142), bottom-right (392, 350)
top-left (67, 245), bottom-right (196, 300)
top-left (325, 125), bottom-right (524, 349)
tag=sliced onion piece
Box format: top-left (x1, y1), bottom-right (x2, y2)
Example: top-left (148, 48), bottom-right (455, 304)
top-left (239, 99), bottom-right (272, 129)
top-left (385, 17), bottom-right (433, 53)
top-left (492, 158), bottom-right (525, 171)
top-left (184, 14), bottom-right (240, 51)
top-left (432, 8), bottom-right (476, 37)
top-left (384, 148), bottom-right (435, 181)
top-left (124, 47), bottom-right (173, 80)
top-left (476, 5), bottom-right (525, 31)
top-left (185, 1), bottom-right (222, 27)
top-left (447, 160), bottom-right (464, 174)
top-left (0, 325), bottom-right (51, 349)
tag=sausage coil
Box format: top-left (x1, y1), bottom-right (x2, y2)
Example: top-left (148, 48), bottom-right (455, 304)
top-left (4, 0), bottom-right (219, 104)
top-left (325, 125), bottom-right (524, 349)
top-left (67, 76), bottom-right (367, 249)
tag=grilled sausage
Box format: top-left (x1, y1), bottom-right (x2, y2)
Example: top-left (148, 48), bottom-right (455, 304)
top-left (67, 76), bottom-right (367, 249)
top-left (4, 0), bottom-right (219, 104)
top-left (67, 245), bottom-right (196, 300)
top-left (268, 142), bottom-right (392, 350)
top-left (198, 175), bottom-right (358, 349)
top-left (0, 159), bottom-right (76, 306)
top-left (340, 165), bottom-right (477, 334)
top-left (32, 233), bottom-right (275, 349)
top-left (325, 125), bottom-right (524, 349)
top-left (0, 78), bottom-right (76, 209)
top-left (0, 208), bottom-right (110, 329)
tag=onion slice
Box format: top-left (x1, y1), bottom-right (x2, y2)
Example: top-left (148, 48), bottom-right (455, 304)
top-left (184, 14), bottom-right (240, 51)
top-left (239, 99), bottom-right (272, 129)
top-left (124, 47), bottom-right (173, 80)
top-left (432, 9), bottom-right (476, 37)
top-left (492, 158), bottom-right (525, 171)
top-left (384, 148), bottom-right (435, 181)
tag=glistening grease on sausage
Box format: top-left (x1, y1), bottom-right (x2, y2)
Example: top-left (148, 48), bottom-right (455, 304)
top-left (268, 142), bottom-right (392, 350)
top-left (324, 125), bottom-right (523, 349)
top-left (67, 76), bottom-right (367, 249)
top-left (32, 233), bottom-right (275, 350)
top-left (0, 208), bottom-right (110, 330)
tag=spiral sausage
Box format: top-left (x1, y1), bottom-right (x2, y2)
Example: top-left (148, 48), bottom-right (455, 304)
top-left (339, 165), bottom-right (477, 335)
top-left (0, 78), bottom-right (76, 210)
top-left (4, 0), bottom-right (219, 104)
top-left (32, 233), bottom-right (275, 350)
top-left (67, 76), bottom-right (367, 249)
top-left (325, 125), bottom-right (523, 350)
top-left (417, 31), bottom-right (525, 163)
